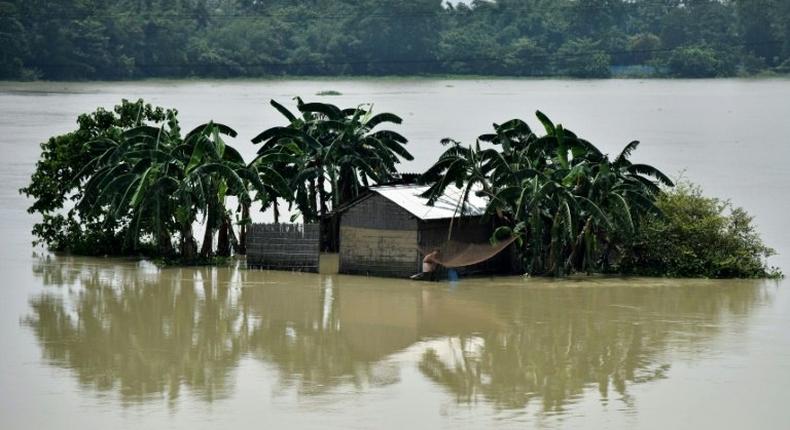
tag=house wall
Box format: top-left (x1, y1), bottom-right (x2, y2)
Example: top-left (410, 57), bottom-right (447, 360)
top-left (339, 194), bottom-right (420, 278)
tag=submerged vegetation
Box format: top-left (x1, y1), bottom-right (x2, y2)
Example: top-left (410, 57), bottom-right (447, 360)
top-left (418, 112), bottom-right (780, 279)
top-left (252, 97), bottom-right (411, 226)
top-left (2, 0), bottom-right (790, 80)
top-left (620, 182), bottom-right (781, 279)
top-left (20, 99), bottom-right (290, 260)
top-left (420, 111), bottom-right (674, 276)
top-left (21, 98), bottom-right (411, 260)
top-left (22, 98), bottom-right (779, 278)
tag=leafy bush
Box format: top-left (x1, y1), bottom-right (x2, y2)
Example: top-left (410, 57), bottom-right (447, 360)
top-left (503, 37), bottom-right (549, 76)
top-left (19, 99), bottom-right (173, 255)
top-left (776, 58), bottom-right (790, 74)
top-left (626, 33), bottom-right (662, 65)
top-left (618, 182), bottom-right (781, 278)
top-left (557, 38), bottom-right (612, 78)
top-left (665, 45), bottom-right (733, 78)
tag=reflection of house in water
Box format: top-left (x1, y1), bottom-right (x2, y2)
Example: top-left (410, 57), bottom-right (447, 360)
top-left (337, 284), bottom-right (505, 360)
top-left (337, 184), bottom-right (513, 278)
top-left (26, 256), bottom-right (771, 410)
top-left (242, 275), bottom-right (504, 366)
top-left (335, 286), bottom-right (422, 360)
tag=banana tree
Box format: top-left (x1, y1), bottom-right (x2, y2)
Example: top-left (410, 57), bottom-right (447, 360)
top-left (253, 98), bottom-right (413, 221)
top-left (427, 110), bottom-right (673, 276)
top-left (253, 99), bottom-right (328, 222)
top-left (181, 122), bottom-right (260, 258)
top-left (76, 123), bottom-right (184, 255)
top-left (316, 103), bottom-right (413, 207)
top-left (418, 138), bottom-right (498, 238)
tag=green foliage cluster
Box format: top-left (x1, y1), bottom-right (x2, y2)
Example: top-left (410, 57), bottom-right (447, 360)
top-left (22, 98), bottom-right (779, 277)
top-left (421, 112), bottom-right (673, 276)
top-left (618, 182), bottom-right (781, 279)
top-left (2, 0), bottom-right (790, 80)
top-left (20, 99), bottom-right (291, 260)
top-left (666, 45), bottom-right (735, 78)
top-left (419, 113), bottom-right (779, 279)
top-left (20, 100), bottom-right (173, 255)
top-left (21, 98), bottom-right (412, 259)
top-left (253, 99), bottom-right (412, 225)
top-left (251, 98), bottom-right (412, 249)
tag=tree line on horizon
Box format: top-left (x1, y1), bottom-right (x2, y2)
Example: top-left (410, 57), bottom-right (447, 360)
top-left (2, 0), bottom-right (790, 80)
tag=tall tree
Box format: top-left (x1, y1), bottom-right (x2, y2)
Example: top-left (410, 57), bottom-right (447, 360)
top-left (420, 111), bottom-right (672, 276)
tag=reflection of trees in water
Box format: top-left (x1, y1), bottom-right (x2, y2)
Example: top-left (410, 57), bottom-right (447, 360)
top-left (417, 283), bottom-right (770, 411)
top-left (27, 257), bottom-right (245, 403)
top-left (240, 283), bottom-right (385, 395)
top-left (26, 257), bottom-right (395, 402)
top-left (26, 256), bottom-right (771, 409)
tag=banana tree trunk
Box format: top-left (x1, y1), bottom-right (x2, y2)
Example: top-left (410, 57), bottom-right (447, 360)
top-left (229, 221), bottom-right (240, 255)
top-left (157, 229), bottom-right (174, 257)
top-left (180, 223), bottom-right (197, 261)
top-left (309, 178), bottom-right (317, 223)
top-left (568, 218), bottom-right (593, 273)
top-left (548, 209), bottom-right (561, 276)
top-left (339, 165), bottom-right (355, 206)
top-left (200, 203), bottom-right (216, 258)
top-left (217, 212), bottom-right (231, 257)
top-left (318, 171), bottom-right (327, 217)
top-left (318, 171), bottom-right (335, 251)
top-left (238, 201), bottom-right (249, 255)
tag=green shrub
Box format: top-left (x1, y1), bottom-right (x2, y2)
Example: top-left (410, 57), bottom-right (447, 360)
top-left (626, 33), bottom-right (662, 65)
top-left (557, 38), bottom-right (612, 78)
top-left (19, 99), bottom-right (174, 255)
top-left (619, 182), bottom-right (781, 278)
top-left (665, 45), bottom-right (735, 78)
top-left (503, 37), bottom-right (549, 76)
top-left (776, 58), bottom-right (790, 74)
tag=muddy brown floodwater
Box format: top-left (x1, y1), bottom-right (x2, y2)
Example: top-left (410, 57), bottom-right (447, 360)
top-left (1, 79), bottom-right (789, 429)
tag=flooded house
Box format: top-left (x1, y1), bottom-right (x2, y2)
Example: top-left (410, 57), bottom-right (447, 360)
top-left (337, 184), bottom-right (515, 278)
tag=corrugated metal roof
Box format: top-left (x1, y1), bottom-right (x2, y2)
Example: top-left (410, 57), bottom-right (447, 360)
top-left (371, 183), bottom-right (487, 221)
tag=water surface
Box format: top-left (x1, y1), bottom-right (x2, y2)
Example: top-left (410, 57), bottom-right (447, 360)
top-left (1, 79), bottom-right (789, 429)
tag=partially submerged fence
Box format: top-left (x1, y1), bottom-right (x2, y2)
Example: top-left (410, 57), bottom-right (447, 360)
top-left (246, 223), bottom-right (320, 272)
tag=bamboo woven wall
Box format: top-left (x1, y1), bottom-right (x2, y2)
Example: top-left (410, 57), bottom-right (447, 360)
top-left (247, 223), bottom-right (320, 272)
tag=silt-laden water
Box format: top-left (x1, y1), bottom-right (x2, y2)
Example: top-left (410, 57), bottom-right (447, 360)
top-left (1, 79), bottom-right (789, 429)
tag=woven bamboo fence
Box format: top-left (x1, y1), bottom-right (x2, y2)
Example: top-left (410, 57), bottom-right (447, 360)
top-left (246, 223), bottom-right (320, 272)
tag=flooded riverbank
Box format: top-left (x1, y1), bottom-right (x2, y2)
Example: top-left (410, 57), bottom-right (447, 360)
top-left (2, 79), bottom-right (789, 429)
